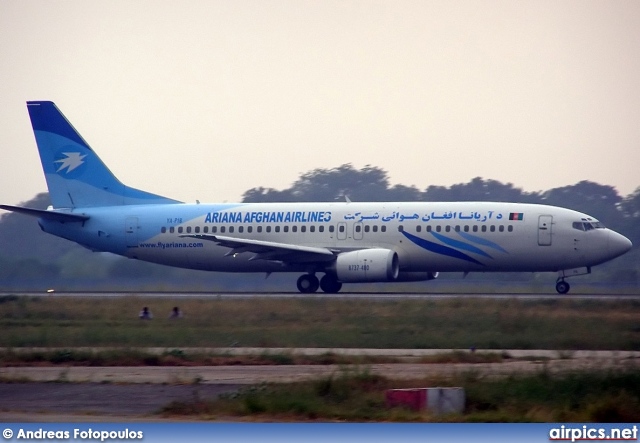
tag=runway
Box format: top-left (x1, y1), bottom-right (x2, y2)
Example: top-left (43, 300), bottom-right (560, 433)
top-left (2, 291), bottom-right (640, 300)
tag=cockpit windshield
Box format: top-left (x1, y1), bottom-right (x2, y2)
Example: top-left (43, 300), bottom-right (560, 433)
top-left (572, 218), bottom-right (606, 231)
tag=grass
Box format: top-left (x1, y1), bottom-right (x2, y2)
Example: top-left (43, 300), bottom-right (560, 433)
top-left (0, 295), bottom-right (639, 350)
top-left (159, 367), bottom-right (640, 422)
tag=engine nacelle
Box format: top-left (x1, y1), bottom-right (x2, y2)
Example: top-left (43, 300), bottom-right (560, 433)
top-left (396, 271), bottom-right (439, 282)
top-left (335, 249), bottom-right (399, 282)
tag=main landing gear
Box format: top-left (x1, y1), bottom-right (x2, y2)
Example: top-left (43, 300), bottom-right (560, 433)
top-left (296, 273), bottom-right (342, 294)
top-left (296, 274), bottom-right (319, 293)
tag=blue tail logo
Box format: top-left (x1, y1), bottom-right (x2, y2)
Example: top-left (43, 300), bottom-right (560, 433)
top-left (27, 101), bottom-right (180, 208)
top-left (54, 151), bottom-right (87, 176)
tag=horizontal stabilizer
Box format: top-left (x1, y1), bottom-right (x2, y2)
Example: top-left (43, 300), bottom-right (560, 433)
top-left (0, 205), bottom-right (89, 222)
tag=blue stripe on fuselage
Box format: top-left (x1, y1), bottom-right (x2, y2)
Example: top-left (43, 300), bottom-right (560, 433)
top-left (401, 231), bottom-right (484, 266)
top-left (430, 231), bottom-right (493, 259)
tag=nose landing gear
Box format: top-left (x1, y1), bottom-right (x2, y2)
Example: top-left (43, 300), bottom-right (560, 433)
top-left (555, 279), bottom-right (570, 294)
top-left (555, 267), bottom-right (591, 294)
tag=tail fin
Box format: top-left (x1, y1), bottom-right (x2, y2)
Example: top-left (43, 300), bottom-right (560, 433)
top-left (27, 101), bottom-right (180, 208)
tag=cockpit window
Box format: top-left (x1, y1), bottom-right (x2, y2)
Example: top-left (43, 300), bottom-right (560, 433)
top-left (573, 221), bottom-right (605, 231)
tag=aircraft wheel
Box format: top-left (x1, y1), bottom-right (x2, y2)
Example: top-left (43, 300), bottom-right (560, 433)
top-left (297, 274), bottom-right (319, 293)
top-left (320, 274), bottom-right (342, 293)
top-left (555, 280), bottom-right (570, 294)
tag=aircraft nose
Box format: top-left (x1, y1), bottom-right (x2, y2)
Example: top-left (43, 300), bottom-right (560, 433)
top-left (608, 230), bottom-right (632, 258)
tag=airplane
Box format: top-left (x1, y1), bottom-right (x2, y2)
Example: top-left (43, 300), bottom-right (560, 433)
top-left (0, 101), bottom-right (633, 294)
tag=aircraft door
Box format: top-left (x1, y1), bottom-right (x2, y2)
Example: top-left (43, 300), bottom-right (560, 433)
top-left (125, 216), bottom-right (139, 247)
top-left (353, 222), bottom-right (363, 240)
top-left (538, 215), bottom-right (552, 246)
top-left (337, 222), bottom-right (347, 240)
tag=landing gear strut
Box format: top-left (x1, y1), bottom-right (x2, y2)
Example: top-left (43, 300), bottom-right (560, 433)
top-left (555, 279), bottom-right (570, 294)
top-left (296, 274), bottom-right (319, 293)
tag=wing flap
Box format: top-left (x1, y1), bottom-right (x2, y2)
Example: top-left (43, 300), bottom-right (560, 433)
top-left (180, 234), bottom-right (336, 262)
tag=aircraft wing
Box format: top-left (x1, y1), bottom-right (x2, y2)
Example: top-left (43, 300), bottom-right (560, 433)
top-left (180, 234), bottom-right (337, 263)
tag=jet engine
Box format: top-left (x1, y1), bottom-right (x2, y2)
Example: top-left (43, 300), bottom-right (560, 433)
top-left (335, 249), bottom-right (399, 282)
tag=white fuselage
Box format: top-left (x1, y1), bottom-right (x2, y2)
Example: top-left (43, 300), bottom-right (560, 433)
top-left (40, 201), bottom-right (631, 276)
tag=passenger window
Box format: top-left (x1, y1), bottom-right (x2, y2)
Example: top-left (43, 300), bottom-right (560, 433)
top-left (339, 225), bottom-right (345, 233)
top-left (170, 227), bottom-right (175, 233)
top-left (455, 226), bottom-right (460, 232)
top-left (301, 226), bottom-right (306, 233)
top-left (355, 225), bottom-right (361, 233)
top-left (416, 225), bottom-right (421, 233)
top-left (211, 226), bottom-right (217, 233)
top-left (398, 225), bottom-right (404, 232)
top-left (426, 225), bottom-right (432, 232)
top-left (436, 226), bottom-right (441, 232)
top-left (373, 225), bottom-right (378, 232)
top-left (178, 227), bottom-right (183, 234)
top-left (310, 226), bottom-right (315, 233)
top-left (381, 226), bottom-right (386, 232)
top-left (220, 226), bottom-right (225, 233)
top-left (247, 226), bottom-right (252, 233)
top-left (161, 227), bottom-right (167, 233)
top-left (266, 226), bottom-right (271, 233)
top-left (275, 226), bottom-right (280, 233)
top-left (464, 225), bottom-right (469, 232)
top-left (238, 226), bottom-right (243, 233)
top-left (284, 226), bottom-right (289, 233)
top-left (481, 226), bottom-right (487, 232)
top-left (319, 226), bottom-right (324, 233)
top-left (499, 225), bottom-right (504, 232)
top-left (186, 227), bottom-right (192, 233)
top-left (329, 226), bottom-right (335, 233)
top-left (508, 225), bottom-right (513, 232)
top-left (473, 225), bottom-right (478, 232)
top-left (490, 226), bottom-right (495, 232)
top-left (203, 226), bottom-right (209, 233)
top-left (195, 226), bottom-right (200, 233)
top-left (257, 226), bottom-right (262, 233)
top-left (292, 226), bottom-right (297, 233)
top-left (364, 225), bottom-right (370, 233)
top-left (229, 226), bottom-right (234, 233)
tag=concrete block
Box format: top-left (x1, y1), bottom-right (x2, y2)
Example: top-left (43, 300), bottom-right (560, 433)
top-left (385, 387), bottom-right (465, 414)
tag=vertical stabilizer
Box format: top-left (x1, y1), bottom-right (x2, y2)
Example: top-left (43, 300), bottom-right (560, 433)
top-left (26, 101), bottom-right (180, 208)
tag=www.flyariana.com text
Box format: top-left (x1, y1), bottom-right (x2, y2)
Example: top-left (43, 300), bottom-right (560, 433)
top-left (549, 425), bottom-right (638, 442)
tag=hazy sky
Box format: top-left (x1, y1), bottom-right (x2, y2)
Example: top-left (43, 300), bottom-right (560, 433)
top-left (1, 0), bottom-right (639, 206)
